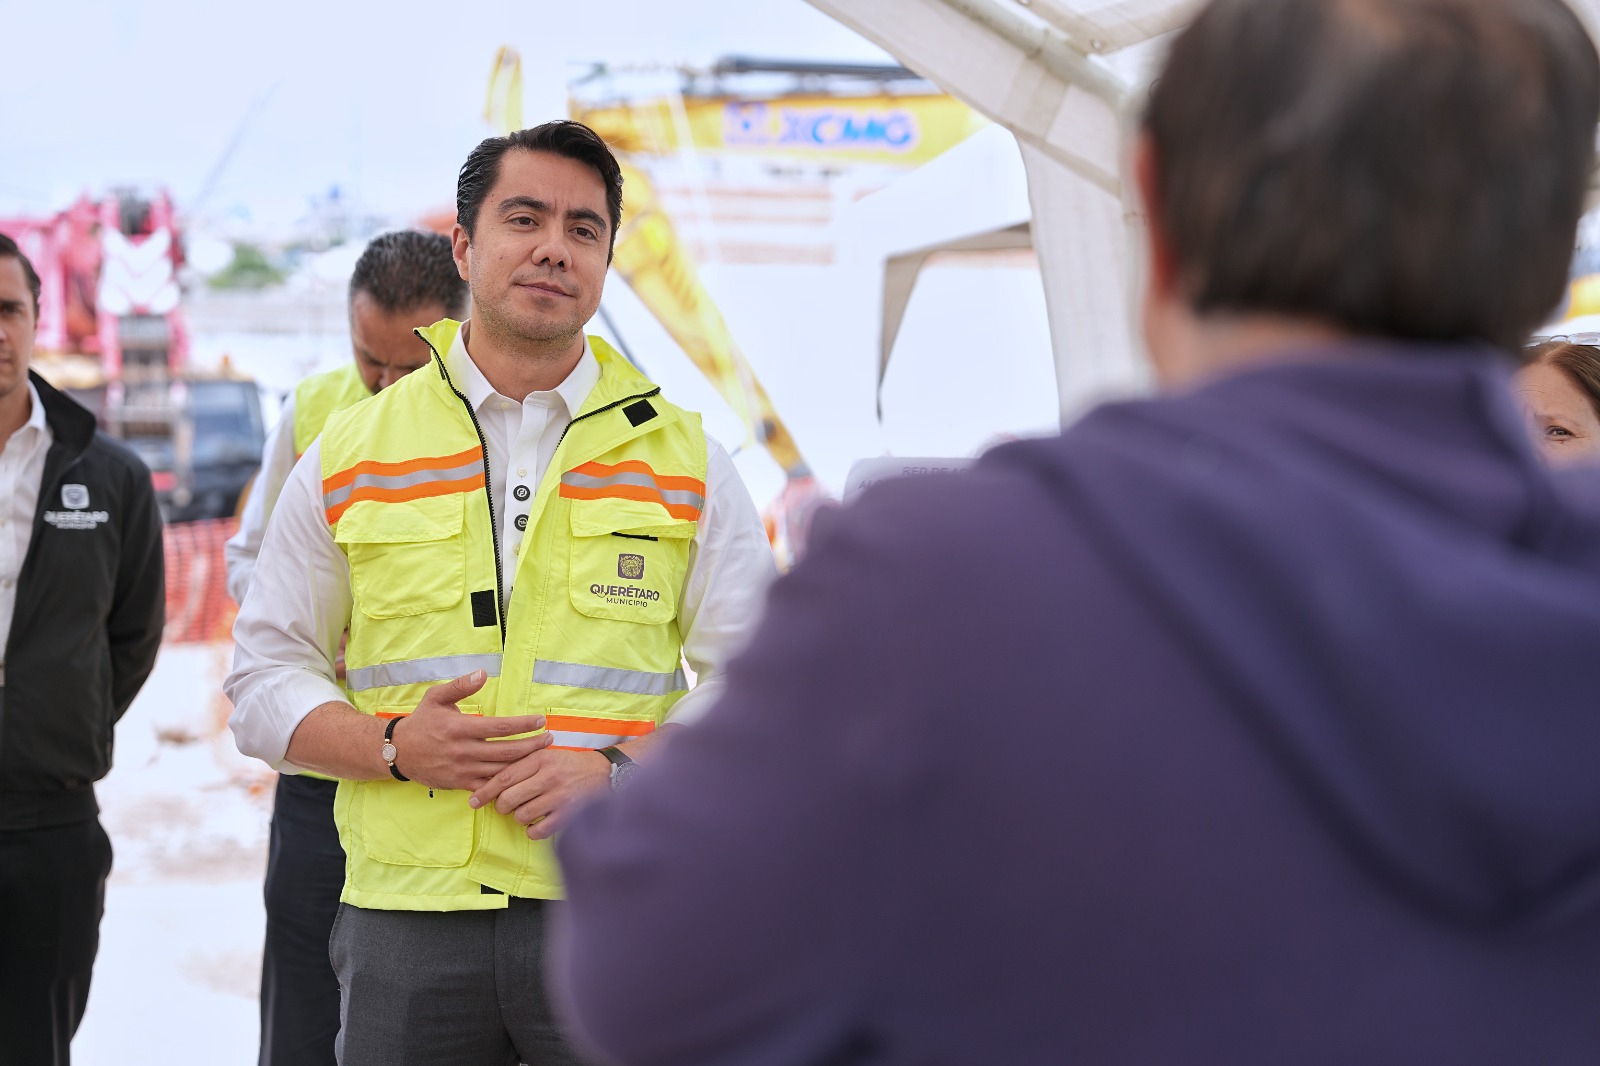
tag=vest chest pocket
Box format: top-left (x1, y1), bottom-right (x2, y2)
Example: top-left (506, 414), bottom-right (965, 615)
top-left (334, 494), bottom-right (467, 619)
top-left (568, 499), bottom-right (695, 625)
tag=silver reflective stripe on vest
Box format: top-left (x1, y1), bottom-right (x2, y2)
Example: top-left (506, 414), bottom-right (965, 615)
top-left (532, 659), bottom-right (688, 696)
top-left (547, 730), bottom-right (628, 750)
top-left (346, 653), bottom-right (504, 692)
top-left (322, 456), bottom-right (486, 511)
top-left (558, 469), bottom-right (706, 512)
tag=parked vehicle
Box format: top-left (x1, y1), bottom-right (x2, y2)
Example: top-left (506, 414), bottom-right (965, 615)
top-left (110, 376), bottom-right (264, 523)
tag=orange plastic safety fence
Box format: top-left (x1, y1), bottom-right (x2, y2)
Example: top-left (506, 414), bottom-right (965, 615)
top-left (162, 518), bottom-right (239, 645)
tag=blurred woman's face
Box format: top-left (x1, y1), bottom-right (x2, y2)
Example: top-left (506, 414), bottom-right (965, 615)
top-left (1516, 361), bottom-right (1600, 464)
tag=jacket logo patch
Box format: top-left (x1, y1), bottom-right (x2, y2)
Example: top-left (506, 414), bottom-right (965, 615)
top-left (62, 484), bottom-right (90, 509)
top-left (617, 553), bottom-right (645, 581)
top-left (44, 509), bottom-right (110, 531)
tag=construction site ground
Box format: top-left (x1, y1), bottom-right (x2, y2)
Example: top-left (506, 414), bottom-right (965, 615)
top-left (72, 639), bottom-right (273, 1064)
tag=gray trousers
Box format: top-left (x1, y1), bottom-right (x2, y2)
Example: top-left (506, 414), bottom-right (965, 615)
top-left (329, 900), bottom-right (588, 1066)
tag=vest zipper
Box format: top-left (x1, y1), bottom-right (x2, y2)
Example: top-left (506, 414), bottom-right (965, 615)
top-left (426, 337), bottom-right (664, 644)
top-left (431, 350), bottom-right (508, 646)
top-left (552, 387), bottom-right (662, 454)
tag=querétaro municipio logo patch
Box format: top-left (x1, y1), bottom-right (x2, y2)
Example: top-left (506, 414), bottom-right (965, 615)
top-left (62, 484), bottom-right (90, 509)
top-left (617, 553), bottom-right (646, 581)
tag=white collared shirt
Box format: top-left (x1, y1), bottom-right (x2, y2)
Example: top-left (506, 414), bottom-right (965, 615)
top-left (446, 328), bottom-right (601, 601)
top-left (224, 392), bottom-right (301, 606)
top-left (0, 381), bottom-right (52, 680)
top-left (226, 328), bottom-right (776, 770)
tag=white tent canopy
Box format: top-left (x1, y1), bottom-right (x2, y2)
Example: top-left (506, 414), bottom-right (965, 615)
top-left (810, 0), bottom-right (1600, 423)
top-left (809, 0), bottom-right (1197, 420)
top-left (840, 125), bottom-right (1033, 414)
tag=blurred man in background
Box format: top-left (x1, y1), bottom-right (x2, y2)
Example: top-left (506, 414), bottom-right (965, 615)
top-left (0, 234), bottom-right (164, 1066)
top-left (552, 0), bottom-right (1600, 1062)
top-left (225, 230), bottom-right (466, 603)
top-left (225, 229), bottom-right (466, 1066)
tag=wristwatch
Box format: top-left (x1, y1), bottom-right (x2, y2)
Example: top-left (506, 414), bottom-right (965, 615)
top-left (382, 717), bottom-right (409, 781)
top-left (598, 746), bottom-right (636, 789)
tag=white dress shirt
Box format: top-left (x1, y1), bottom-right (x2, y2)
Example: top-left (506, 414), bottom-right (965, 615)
top-left (0, 381), bottom-right (52, 684)
top-left (450, 331), bottom-right (602, 602)
top-left (225, 393), bottom-right (301, 606)
top-left (226, 329), bottom-right (776, 771)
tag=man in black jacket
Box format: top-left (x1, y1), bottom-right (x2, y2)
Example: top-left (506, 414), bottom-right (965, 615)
top-left (0, 234), bottom-right (165, 1065)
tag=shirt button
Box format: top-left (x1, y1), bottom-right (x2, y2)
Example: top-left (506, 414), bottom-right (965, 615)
top-left (512, 485), bottom-right (530, 501)
top-left (517, 467), bottom-right (527, 478)
top-left (511, 539), bottom-right (522, 555)
top-left (514, 514), bottom-right (529, 531)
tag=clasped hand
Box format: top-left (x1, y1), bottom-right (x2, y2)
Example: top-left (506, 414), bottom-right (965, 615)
top-left (393, 669), bottom-right (611, 839)
top-left (388, 670), bottom-right (550, 791)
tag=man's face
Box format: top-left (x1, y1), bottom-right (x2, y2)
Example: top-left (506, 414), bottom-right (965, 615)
top-left (452, 149), bottom-right (610, 349)
top-left (349, 292), bottom-right (449, 393)
top-left (0, 257), bottom-right (37, 401)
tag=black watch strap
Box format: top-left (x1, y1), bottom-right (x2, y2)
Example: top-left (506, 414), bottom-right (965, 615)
top-left (384, 716), bottom-right (409, 781)
top-left (598, 745), bottom-right (636, 790)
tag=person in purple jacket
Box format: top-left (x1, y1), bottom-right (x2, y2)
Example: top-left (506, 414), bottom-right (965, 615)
top-left (544, 0), bottom-right (1600, 1062)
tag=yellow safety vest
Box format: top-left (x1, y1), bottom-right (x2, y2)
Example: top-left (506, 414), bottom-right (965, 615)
top-left (319, 319), bottom-right (707, 910)
top-left (293, 363), bottom-right (373, 457)
top-left (286, 364), bottom-right (373, 782)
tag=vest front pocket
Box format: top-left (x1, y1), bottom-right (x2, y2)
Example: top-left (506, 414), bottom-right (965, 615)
top-left (335, 494), bottom-right (467, 618)
top-left (567, 500), bottom-right (695, 625)
top-left (359, 778), bottom-right (473, 868)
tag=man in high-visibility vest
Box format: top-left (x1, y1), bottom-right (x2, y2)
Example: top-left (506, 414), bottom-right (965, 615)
top-left (224, 229), bottom-right (466, 1066)
top-left (226, 230), bottom-right (467, 604)
top-left (225, 119), bottom-right (775, 1064)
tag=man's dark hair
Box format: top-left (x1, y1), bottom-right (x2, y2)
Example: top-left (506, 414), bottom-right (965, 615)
top-left (0, 233), bottom-right (42, 318)
top-left (455, 120), bottom-right (624, 260)
top-left (1143, 0), bottom-right (1600, 350)
top-left (348, 230), bottom-right (468, 317)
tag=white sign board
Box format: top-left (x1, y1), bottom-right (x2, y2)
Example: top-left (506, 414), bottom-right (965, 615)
top-left (843, 457), bottom-right (977, 502)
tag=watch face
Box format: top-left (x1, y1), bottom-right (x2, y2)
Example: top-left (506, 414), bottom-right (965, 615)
top-left (382, 741), bottom-right (397, 764)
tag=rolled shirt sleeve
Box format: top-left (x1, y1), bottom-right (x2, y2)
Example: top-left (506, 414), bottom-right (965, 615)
top-left (668, 436), bottom-right (777, 726)
top-left (224, 439), bottom-right (352, 772)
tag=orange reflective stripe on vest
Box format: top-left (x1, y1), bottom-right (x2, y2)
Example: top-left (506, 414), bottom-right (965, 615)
top-left (558, 459), bottom-right (707, 521)
top-left (544, 712), bottom-right (657, 751)
top-left (322, 445), bottom-right (485, 523)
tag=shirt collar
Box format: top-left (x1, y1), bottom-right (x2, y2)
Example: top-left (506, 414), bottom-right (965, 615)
top-left (21, 379), bottom-right (48, 437)
top-left (446, 322), bottom-right (600, 419)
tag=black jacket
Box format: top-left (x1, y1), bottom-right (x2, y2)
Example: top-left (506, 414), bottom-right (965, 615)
top-left (0, 371), bottom-right (164, 828)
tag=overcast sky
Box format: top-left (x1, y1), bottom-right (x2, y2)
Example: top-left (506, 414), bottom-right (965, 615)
top-left (0, 0), bottom-right (890, 229)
